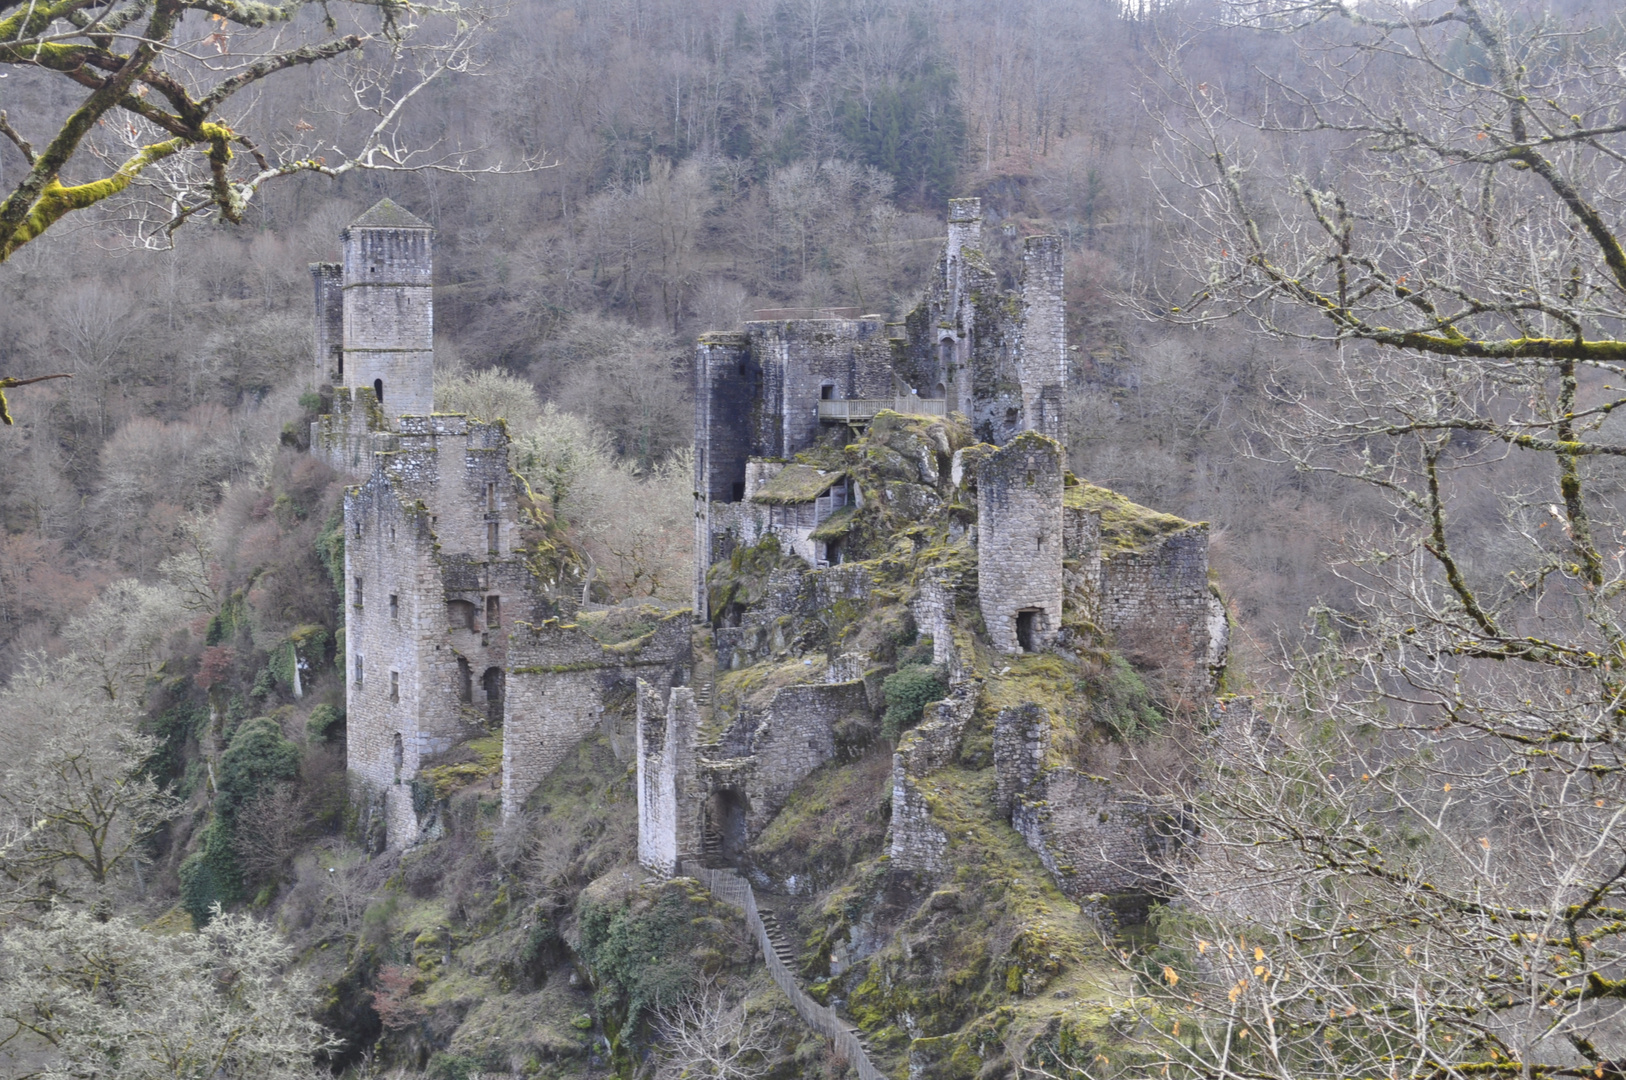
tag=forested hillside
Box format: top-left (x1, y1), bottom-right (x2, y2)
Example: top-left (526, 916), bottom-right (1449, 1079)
top-left (4, 0), bottom-right (1626, 1077)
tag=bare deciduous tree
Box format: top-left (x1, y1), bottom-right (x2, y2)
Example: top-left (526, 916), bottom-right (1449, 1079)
top-left (654, 985), bottom-right (776, 1080)
top-left (1066, 3), bottom-right (1626, 1079)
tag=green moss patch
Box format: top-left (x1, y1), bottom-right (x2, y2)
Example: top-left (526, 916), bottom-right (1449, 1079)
top-left (1064, 478), bottom-right (1196, 554)
top-left (751, 463), bottom-right (844, 504)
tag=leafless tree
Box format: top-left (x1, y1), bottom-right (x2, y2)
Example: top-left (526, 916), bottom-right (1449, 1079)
top-left (653, 984), bottom-right (776, 1080)
top-left (1056, 3), bottom-right (1626, 1079)
top-left (233, 784), bottom-right (307, 887)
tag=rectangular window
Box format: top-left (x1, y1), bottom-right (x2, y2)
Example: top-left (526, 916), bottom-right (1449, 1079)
top-left (389, 593), bottom-right (399, 619)
top-left (355, 654), bottom-right (364, 689)
top-left (487, 521), bottom-right (499, 553)
top-left (485, 482), bottom-right (496, 511)
top-left (486, 595), bottom-right (501, 628)
top-left (354, 576), bottom-right (363, 607)
top-left (389, 671), bottom-right (399, 703)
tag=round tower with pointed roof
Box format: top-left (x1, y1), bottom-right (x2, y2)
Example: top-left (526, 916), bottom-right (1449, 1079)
top-left (341, 198), bottom-right (434, 420)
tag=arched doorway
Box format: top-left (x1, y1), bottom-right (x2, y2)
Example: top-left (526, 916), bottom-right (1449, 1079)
top-left (373, 377), bottom-right (384, 404)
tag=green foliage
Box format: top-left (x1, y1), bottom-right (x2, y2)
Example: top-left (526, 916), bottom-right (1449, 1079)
top-left (578, 881), bottom-right (714, 1029)
top-left (1090, 655), bottom-right (1162, 739)
top-left (315, 512), bottom-right (345, 597)
top-left (179, 816), bottom-right (240, 926)
top-left (306, 703), bottom-right (344, 743)
top-left (205, 590), bottom-right (246, 646)
top-left (218, 717), bottom-right (300, 824)
top-left (835, 29), bottom-right (963, 201)
top-left (144, 697), bottom-right (206, 788)
top-left (883, 664), bottom-right (947, 741)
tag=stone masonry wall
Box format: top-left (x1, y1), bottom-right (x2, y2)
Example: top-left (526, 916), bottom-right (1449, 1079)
top-left (311, 261), bottom-right (344, 386)
top-left (889, 683), bottom-right (980, 875)
top-left (1017, 236), bottom-right (1067, 441)
top-left (636, 681), bottom-right (704, 875)
top-left (501, 613), bottom-right (690, 820)
top-left (341, 220), bottom-right (434, 418)
top-left (1099, 525), bottom-right (1227, 688)
top-left (977, 432), bottom-right (1064, 653)
top-left (747, 317), bottom-right (896, 458)
top-left (740, 681), bottom-right (870, 833)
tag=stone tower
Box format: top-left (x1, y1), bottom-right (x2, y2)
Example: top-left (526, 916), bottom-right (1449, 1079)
top-left (977, 431), bottom-right (1065, 654)
top-left (339, 198), bottom-right (434, 418)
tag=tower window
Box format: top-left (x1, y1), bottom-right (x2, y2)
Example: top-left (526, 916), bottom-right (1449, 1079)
top-left (389, 593), bottom-right (399, 619)
top-left (820, 382), bottom-right (835, 400)
top-left (392, 733), bottom-right (402, 784)
top-left (354, 576), bottom-right (363, 607)
top-left (389, 670), bottom-right (400, 703)
top-left (373, 378), bottom-right (384, 404)
top-left (355, 654), bottom-right (365, 688)
top-left (487, 522), bottom-right (499, 553)
top-left (457, 657), bottom-right (473, 703)
top-left (486, 595), bottom-right (501, 628)
top-left (485, 482), bottom-right (496, 511)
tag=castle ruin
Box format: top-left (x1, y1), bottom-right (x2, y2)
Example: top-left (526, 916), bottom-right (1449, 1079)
top-left (311, 196), bottom-right (1231, 900)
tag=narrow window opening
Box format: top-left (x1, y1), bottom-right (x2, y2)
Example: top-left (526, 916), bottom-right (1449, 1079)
top-left (820, 382), bottom-right (835, 400)
top-left (730, 480), bottom-right (746, 502)
top-left (355, 653), bottom-right (365, 689)
top-left (392, 732), bottom-right (403, 784)
top-left (939, 338), bottom-right (953, 371)
top-left (482, 667), bottom-right (504, 724)
top-left (389, 670), bottom-right (400, 703)
top-left (337, 351), bottom-right (343, 378)
top-left (457, 657), bottom-right (473, 703)
top-left (487, 521), bottom-right (499, 553)
top-left (389, 593), bottom-right (399, 619)
top-left (486, 595), bottom-right (501, 628)
top-left (485, 482), bottom-right (496, 511)
top-left (389, 526), bottom-right (395, 544)
top-left (354, 576), bottom-right (363, 607)
top-left (354, 519), bottom-right (362, 537)
top-left (1016, 609), bottom-right (1039, 653)
top-left (373, 377), bottom-right (384, 404)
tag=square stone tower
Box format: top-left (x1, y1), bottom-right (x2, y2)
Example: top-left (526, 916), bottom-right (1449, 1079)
top-left (339, 198), bottom-right (435, 418)
top-left (976, 431), bottom-right (1065, 653)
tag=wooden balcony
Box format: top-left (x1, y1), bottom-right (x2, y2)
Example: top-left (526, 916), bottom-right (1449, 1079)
top-left (817, 396), bottom-right (948, 424)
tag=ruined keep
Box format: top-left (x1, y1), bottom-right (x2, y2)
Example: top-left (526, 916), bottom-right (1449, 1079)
top-left (310, 201), bottom-right (693, 850)
top-left (309, 197), bottom-right (1236, 907)
top-left (693, 197), bottom-right (1068, 618)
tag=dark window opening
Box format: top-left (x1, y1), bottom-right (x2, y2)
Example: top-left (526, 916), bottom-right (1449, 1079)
top-left (1005, 407), bottom-right (1020, 426)
top-left (336, 349), bottom-right (343, 378)
top-left (482, 667), bottom-right (504, 724)
top-left (820, 382), bottom-right (835, 400)
top-left (730, 480), bottom-right (746, 502)
top-left (934, 381), bottom-right (947, 398)
top-left (486, 595), bottom-right (501, 628)
top-left (373, 378), bottom-right (384, 404)
top-left (1016, 609), bottom-right (1039, 653)
top-left (354, 576), bottom-right (363, 606)
top-left (389, 593), bottom-right (399, 619)
top-left (389, 670), bottom-right (400, 702)
top-left (487, 521), bottom-right (499, 553)
top-left (448, 599), bottom-right (477, 630)
top-left (392, 732), bottom-right (403, 784)
top-left (825, 537), bottom-right (843, 565)
top-left (457, 657), bottom-right (473, 703)
top-left (939, 338), bottom-right (953, 370)
top-left (355, 654), bottom-right (364, 689)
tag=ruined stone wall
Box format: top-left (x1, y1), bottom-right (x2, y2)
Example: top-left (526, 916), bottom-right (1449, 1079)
top-left (992, 702), bottom-right (1169, 896)
top-left (889, 684), bottom-right (980, 875)
top-left (636, 681), bottom-right (704, 875)
top-left (1017, 236), bottom-right (1067, 440)
top-left (746, 317), bottom-right (896, 456)
top-left (341, 220), bottom-right (434, 417)
top-left (501, 613), bottom-right (690, 819)
top-left (977, 433), bottom-right (1065, 653)
top-left (345, 472), bottom-right (477, 848)
top-left (739, 681), bottom-right (870, 833)
top-left (311, 262), bottom-right (344, 386)
top-left (311, 387), bottom-right (393, 477)
top-left (1098, 526), bottom-right (1227, 686)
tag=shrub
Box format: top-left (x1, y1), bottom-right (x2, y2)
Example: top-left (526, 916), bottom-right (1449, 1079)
top-left (218, 717), bottom-right (300, 823)
top-left (882, 664), bottom-right (947, 741)
top-left (1090, 654), bottom-right (1162, 739)
top-left (305, 703), bottom-right (344, 743)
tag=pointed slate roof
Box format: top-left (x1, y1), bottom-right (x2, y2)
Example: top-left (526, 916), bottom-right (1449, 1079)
top-left (349, 198), bottom-right (432, 230)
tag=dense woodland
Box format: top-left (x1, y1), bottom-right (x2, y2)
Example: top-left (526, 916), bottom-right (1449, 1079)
top-left (4, 0), bottom-right (1626, 1076)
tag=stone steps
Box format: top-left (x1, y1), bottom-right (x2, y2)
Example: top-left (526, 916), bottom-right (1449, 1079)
top-left (757, 910), bottom-right (798, 969)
